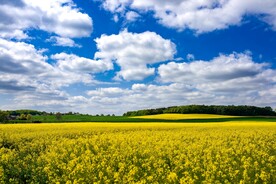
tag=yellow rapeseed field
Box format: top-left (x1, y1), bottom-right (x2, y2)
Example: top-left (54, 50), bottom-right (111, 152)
top-left (131, 113), bottom-right (240, 120)
top-left (0, 122), bottom-right (275, 183)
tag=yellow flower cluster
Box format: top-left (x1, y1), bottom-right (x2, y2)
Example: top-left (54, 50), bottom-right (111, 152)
top-left (132, 113), bottom-right (239, 120)
top-left (0, 122), bottom-right (275, 183)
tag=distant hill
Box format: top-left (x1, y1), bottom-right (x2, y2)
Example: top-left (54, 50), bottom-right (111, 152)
top-left (123, 105), bottom-right (276, 117)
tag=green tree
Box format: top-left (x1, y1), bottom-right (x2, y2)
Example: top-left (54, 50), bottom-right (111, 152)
top-left (19, 114), bottom-right (27, 120)
top-left (0, 111), bottom-right (9, 123)
top-left (55, 112), bottom-right (62, 121)
top-left (26, 114), bottom-right (32, 120)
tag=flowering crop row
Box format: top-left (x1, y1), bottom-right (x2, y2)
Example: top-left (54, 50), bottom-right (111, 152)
top-left (0, 122), bottom-right (275, 183)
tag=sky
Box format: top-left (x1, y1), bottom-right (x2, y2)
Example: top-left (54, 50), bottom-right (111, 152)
top-left (0, 0), bottom-right (276, 115)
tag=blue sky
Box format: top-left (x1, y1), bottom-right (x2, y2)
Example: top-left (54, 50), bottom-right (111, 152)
top-left (0, 0), bottom-right (276, 115)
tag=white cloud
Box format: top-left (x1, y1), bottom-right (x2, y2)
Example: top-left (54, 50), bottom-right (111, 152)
top-left (0, 30), bottom-right (28, 40)
top-left (101, 0), bottom-right (129, 13)
top-left (1, 46), bottom-right (275, 114)
top-left (113, 14), bottom-right (119, 22)
top-left (46, 36), bottom-right (81, 48)
top-left (125, 11), bottom-right (140, 22)
top-left (94, 30), bottom-right (176, 81)
top-left (52, 53), bottom-right (113, 73)
top-left (0, 38), bottom-right (51, 75)
top-left (259, 85), bottom-right (276, 105)
top-left (0, 39), bottom-right (112, 105)
top-left (101, 1), bottom-right (140, 23)
top-left (83, 62), bottom-right (276, 114)
top-left (99, 0), bottom-right (276, 33)
top-left (81, 83), bottom-right (225, 114)
top-left (0, 38), bottom-right (67, 102)
top-left (186, 54), bottom-right (195, 61)
top-left (85, 83), bottom-right (196, 114)
top-left (0, 30), bottom-right (176, 114)
top-left (87, 87), bottom-right (129, 97)
top-left (154, 52), bottom-right (276, 108)
top-left (158, 53), bottom-right (267, 83)
top-left (0, 0), bottom-right (93, 39)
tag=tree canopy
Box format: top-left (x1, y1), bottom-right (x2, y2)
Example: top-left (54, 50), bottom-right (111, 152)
top-left (123, 105), bottom-right (276, 117)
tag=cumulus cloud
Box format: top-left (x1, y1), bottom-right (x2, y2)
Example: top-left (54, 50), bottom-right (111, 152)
top-left (186, 54), bottom-right (195, 61)
top-left (82, 83), bottom-right (236, 115)
top-left (46, 36), bottom-right (81, 48)
top-left (0, 38), bottom-right (51, 75)
top-left (71, 52), bottom-right (275, 114)
top-left (0, 39), bottom-right (113, 105)
top-left (0, 30), bottom-right (176, 113)
top-left (2, 49), bottom-right (275, 114)
top-left (125, 11), bottom-right (140, 22)
top-left (101, 0), bottom-right (128, 13)
top-left (84, 71), bottom-right (275, 114)
top-left (0, 38), bottom-right (66, 104)
top-left (87, 87), bottom-right (129, 97)
top-left (84, 83), bottom-right (193, 114)
top-left (101, 0), bottom-right (140, 23)
top-left (52, 53), bottom-right (113, 73)
top-left (158, 53), bottom-right (267, 83)
top-left (94, 30), bottom-right (176, 80)
top-left (99, 0), bottom-right (276, 33)
top-left (258, 85), bottom-right (276, 105)
top-left (0, 38), bottom-right (122, 113)
top-left (0, 0), bottom-right (93, 39)
top-left (156, 52), bottom-right (276, 104)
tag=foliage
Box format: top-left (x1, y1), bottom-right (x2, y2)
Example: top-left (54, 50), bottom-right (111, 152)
top-left (7, 109), bottom-right (45, 116)
top-left (0, 111), bottom-right (9, 123)
top-left (26, 114), bottom-right (32, 121)
top-left (124, 105), bottom-right (276, 116)
top-left (0, 122), bottom-right (275, 183)
top-left (19, 114), bottom-right (27, 120)
top-left (55, 112), bottom-right (62, 121)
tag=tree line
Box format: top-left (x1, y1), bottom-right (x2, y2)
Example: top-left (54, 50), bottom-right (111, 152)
top-left (0, 110), bottom-right (44, 123)
top-left (123, 105), bottom-right (276, 116)
top-left (0, 109), bottom-right (116, 123)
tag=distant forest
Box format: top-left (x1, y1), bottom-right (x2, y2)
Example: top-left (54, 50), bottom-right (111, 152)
top-left (0, 110), bottom-right (81, 123)
top-left (123, 105), bottom-right (276, 116)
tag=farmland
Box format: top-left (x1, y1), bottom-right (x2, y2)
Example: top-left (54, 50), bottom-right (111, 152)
top-left (0, 119), bottom-right (275, 183)
top-left (131, 114), bottom-right (241, 120)
top-left (7, 113), bottom-right (276, 123)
